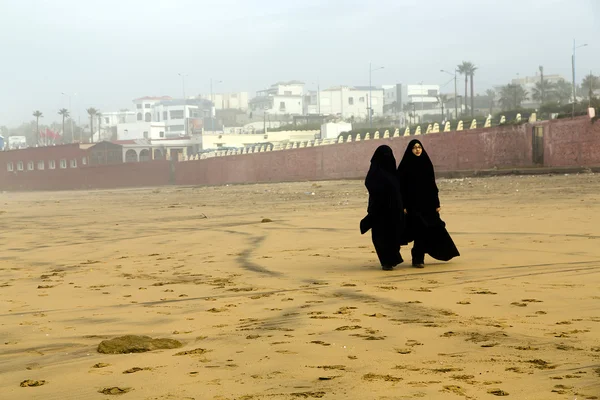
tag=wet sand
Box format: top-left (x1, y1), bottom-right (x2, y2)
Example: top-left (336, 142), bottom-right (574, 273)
top-left (1, 174), bottom-right (599, 399)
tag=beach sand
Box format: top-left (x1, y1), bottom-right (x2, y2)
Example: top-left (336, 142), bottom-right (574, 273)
top-left (1, 174), bottom-right (599, 399)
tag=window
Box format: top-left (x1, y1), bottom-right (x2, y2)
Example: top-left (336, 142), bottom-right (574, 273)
top-left (156, 113), bottom-right (160, 121)
top-left (37, 161), bottom-right (44, 170)
top-left (60, 159), bottom-right (67, 169)
top-left (168, 125), bottom-right (184, 132)
top-left (163, 111), bottom-right (168, 120)
top-left (27, 161), bottom-right (34, 171)
top-left (428, 89), bottom-right (437, 96)
top-left (348, 97), bottom-right (354, 105)
top-left (82, 157), bottom-right (87, 165)
top-left (70, 159), bottom-right (77, 168)
top-left (284, 91), bottom-right (292, 95)
top-left (144, 104), bottom-right (151, 108)
top-left (137, 113), bottom-right (142, 121)
top-left (143, 131), bottom-right (149, 139)
top-left (144, 112), bottom-right (151, 122)
top-left (49, 160), bottom-right (56, 170)
top-left (169, 110), bottom-right (184, 119)
top-left (279, 101), bottom-right (286, 111)
top-left (359, 97), bottom-right (365, 103)
top-left (17, 161), bottom-right (23, 171)
top-left (231, 93), bottom-right (238, 98)
top-left (105, 117), bottom-right (109, 124)
top-left (7, 162), bottom-right (13, 172)
top-left (159, 131), bottom-right (165, 138)
top-left (136, 104), bottom-right (142, 109)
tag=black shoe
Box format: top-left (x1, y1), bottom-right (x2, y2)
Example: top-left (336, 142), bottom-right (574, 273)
top-left (382, 265), bottom-right (395, 271)
top-left (412, 261), bottom-right (425, 268)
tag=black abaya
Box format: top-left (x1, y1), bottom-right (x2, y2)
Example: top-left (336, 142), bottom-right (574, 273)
top-left (361, 145), bottom-right (405, 268)
top-left (397, 140), bottom-right (459, 263)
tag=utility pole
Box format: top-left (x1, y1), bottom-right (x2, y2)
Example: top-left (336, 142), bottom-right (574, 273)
top-left (572, 40), bottom-right (588, 118)
top-left (178, 73), bottom-right (188, 136)
top-left (369, 62), bottom-right (384, 128)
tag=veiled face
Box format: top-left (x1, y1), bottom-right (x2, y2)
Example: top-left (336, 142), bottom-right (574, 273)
top-left (411, 142), bottom-right (423, 157)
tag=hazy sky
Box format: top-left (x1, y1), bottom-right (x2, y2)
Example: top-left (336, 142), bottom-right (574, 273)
top-left (1, 0), bottom-right (598, 127)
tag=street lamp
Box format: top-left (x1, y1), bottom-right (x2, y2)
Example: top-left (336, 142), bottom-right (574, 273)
top-left (369, 62), bottom-right (384, 128)
top-left (210, 78), bottom-right (223, 132)
top-left (441, 69), bottom-right (458, 119)
top-left (178, 73), bottom-right (188, 136)
top-left (61, 92), bottom-right (76, 143)
top-left (419, 81), bottom-right (424, 123)
top-left (572, 40), bottom-right (588, 118)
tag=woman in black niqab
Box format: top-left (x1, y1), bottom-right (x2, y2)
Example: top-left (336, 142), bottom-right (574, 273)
top-left (397, 139), bottom-right (459, 267)
top-left (361, 145), bottom-right (405, 270)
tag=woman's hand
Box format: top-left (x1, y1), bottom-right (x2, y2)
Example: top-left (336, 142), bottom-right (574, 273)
top-left (404, 209), bottom-right (407, 214)
top-left (436, 207), bottom-right (441, 213)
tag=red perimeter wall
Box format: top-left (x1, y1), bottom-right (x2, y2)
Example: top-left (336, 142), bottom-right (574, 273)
top-left (1, 117), bottom-right (598, 191)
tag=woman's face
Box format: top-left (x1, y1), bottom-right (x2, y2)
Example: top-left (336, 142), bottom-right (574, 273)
top-left (411, 142), bottom-right (423, 157)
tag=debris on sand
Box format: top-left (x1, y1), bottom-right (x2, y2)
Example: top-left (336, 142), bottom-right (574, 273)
top-left (97, 335), bottom-right (182, 354)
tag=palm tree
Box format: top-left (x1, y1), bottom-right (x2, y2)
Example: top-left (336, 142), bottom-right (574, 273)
top-left (469, 65), bottom-right (477, 117)
top-left (531, 80), bottom-right (556, 104)
top-left (554, 79), bottom-right (573, 105)
top-left (86, 108), bottom-right (98, 143)
top-left (437, 94), bottom-right (449, 119)
top-left (457, 61), bottom-right (476, 116)
top-left (499, 84), bottom-right (528, 110)
top-left (58, 108), bottom-right (70, 143)
top-left (485, 89), bottom-right (496, 116)
top-left (32, 110), bottom-right (43, 145)
top-left (581, 74), bottom-right (600, 99)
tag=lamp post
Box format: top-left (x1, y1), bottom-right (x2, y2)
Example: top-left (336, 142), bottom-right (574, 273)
top-left (210, 78), bottom-right (223, 132)
top-left (369, 62), bottom-right (384, 128)
top-left (441, 69), bottom-right (458, 119)
top-left (178, 73), bottom-right (188, 136)
top-left (61, 92), bottom-right (75, 143)
top-left (572, 40), bottom-right (588, 118)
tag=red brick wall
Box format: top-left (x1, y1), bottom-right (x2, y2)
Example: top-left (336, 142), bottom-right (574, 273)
top-left (0, 161), bottom-right (171, 191)
top-left (1, 117), bottom-right (598, 191)
top-left (542, 117), bottom-right (600, 167)
top-left (174, 123), bottom-right (534, 186)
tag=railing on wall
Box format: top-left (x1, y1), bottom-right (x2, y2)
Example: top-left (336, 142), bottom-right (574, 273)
top-left (179, 113), bottom-right (537, 162)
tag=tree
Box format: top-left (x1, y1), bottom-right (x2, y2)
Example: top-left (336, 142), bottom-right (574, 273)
top-left (58, 108), bottom-right (70, 143)
top-left (32, 110), bottom-right (43, 145)
top-left (458, 61), bottom-right (476, 116)
top-left (581, 74), bottom-right (600, 99)
top-left (531, 79), bottom-right (555, 104)
top-left (499, 84), bottom-right (528, 110)
top-left (437, 94), bottom-right (448, 119)
top-left (485, 89), bottom-right (496, 116)
top-left (553, 79), bottom-right (573, 105)
top-left (87, 108), bottom-right (98, 143)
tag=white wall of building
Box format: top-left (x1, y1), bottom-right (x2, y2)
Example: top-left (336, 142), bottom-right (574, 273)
top-left (318, 87), bottom-right (384, 119)
top-left (117, 122), bottom-right (167, 140)
top-left (199, 92), bottom-right (249, 110)
top-left (321, 122), bottom-right (352, 140)
top-left (201, 130), bottom-right (318, 150)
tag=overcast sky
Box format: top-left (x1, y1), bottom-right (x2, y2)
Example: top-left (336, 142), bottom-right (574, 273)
top-left (1, 0), bottom-right (598, 127)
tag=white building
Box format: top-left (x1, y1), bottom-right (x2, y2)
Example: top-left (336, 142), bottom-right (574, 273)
top-left (311, 86), bottom-right (384, 120)
top-left (117, 122), bottom-right (167, 140)
top-left (152, 99), bottom-right (206, 137)
top-left (249, 81), bottom-right (305, 116)
top-left (133, 96), bottom-right (172, 122)
top-left (405, 84), bottom-right (442, 121)
top-left (198, 92), bottom-right (249, 111)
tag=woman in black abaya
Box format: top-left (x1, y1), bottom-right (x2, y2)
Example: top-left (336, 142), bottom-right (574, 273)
top-left (361, 145), bottom-right (405, 270)
top-left (397, 139), bottom-right (459, 268)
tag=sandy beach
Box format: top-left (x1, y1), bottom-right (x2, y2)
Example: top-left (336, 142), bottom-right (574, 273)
top-left (1, 173), bottom-right (599, 400)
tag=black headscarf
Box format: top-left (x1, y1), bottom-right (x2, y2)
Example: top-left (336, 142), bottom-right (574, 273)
top-left (369, 145), bottom-right (397, 175)
top-left (364, 145), bottom-right (404, 237)
top-left (397, 139), bottom-right (439, 211)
